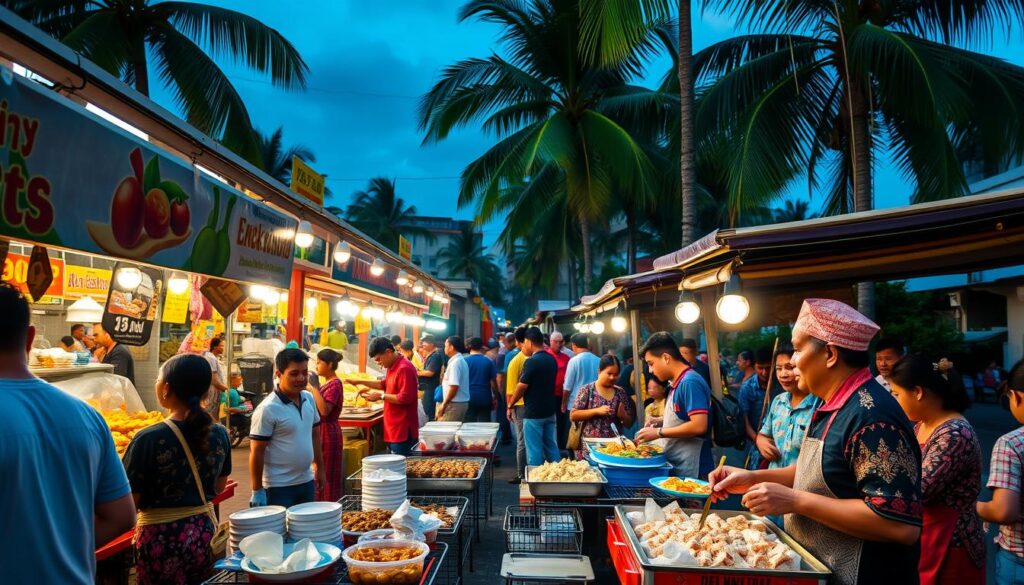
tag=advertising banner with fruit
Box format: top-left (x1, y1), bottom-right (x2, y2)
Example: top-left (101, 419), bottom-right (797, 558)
top-left (0, 75), bottom-right (297, 289)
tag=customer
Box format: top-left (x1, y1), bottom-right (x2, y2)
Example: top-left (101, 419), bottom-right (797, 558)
top-left (70, 323), bottom-right (96, 352)
top-left (324, 321), bottom-right (349, 352)
top-left (496, 332), bottom-right (518, 446)
top-left (564, 333), bottom-right (600, 414)
top-left (505, 327), bottom-right (528, 483)
top-left (94, 322), bottom-right (135, 385)
top-left (438, 336), bottom-right (470, 421)
top-left (978, 359), bottom-right (1024, 584)
top-left (399, 339), bottom-right (423, 369)
top-left (890, 354), bottom-right (983, 585)
top-left (59, 335), bottom-right (77, 352)
top-left (738, 347), bottom-right (778, 469)
top-left (679, 338), bottom-right (712, 388)
top-left (547, 331), bottom-right (572, 450)
top-left (874, 336), bottom-right (904, 393)
top-left (348, 337), bottom-right (419, 455)
top-left (508, 327), bottom-right (560, 465)
top-left (249, 348), bottom-right (325, 508)
top-left (569, 355), bottom-right (636, 460)
top-left (465, 337), bottom-right (498, 423)
top-left (417, 335), bottom-right (444, 421)
top-left (617, 347), bottom-right (636, 397)
top-left (634, 332), bottom-right (714, 479)
top-left (203, 337), bottom-right (229, 420)
top-left (0, 284), bottom-right (135, 584)
top-left (644, 377), bottom-right (667, 426)
top-left (309, 348), bottom-right (344, 501)
top-left (727, 348), bottom-right (754, 393)
top-left (123, 354), bottom-right (231, 585)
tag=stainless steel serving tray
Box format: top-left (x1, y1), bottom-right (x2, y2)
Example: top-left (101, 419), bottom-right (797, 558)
top-left (525, 465), bottom-right (607, 498)
top-left (349, 457), bottom-right (488, 493)
top-left (613, 505), bottom-right (831, 580)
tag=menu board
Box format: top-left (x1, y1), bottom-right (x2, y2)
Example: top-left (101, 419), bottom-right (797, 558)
top-left (102, 263), bottom-right (164, 346)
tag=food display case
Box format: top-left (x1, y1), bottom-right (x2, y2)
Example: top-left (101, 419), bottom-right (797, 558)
top-left (607, 506), bottom-right (831, 585)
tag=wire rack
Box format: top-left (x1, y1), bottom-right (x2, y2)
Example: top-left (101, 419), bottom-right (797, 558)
top-left (338, 495), bottom-right (469, 537)
top-left (503, 506), bottom-right (582, 555)
top-left (203, 543), bottom-right (447, 584)
top-left (599, 485), bottom-right (681, 505)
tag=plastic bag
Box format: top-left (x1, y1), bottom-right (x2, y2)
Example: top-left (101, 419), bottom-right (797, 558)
top-left (52, 373), bottom-right (145, 412)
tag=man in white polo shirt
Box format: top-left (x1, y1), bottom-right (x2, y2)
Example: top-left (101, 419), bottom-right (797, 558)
top-left (437, 336), bottom-right (471, 421)
top-left (249, 348), bottom-right (325, 507)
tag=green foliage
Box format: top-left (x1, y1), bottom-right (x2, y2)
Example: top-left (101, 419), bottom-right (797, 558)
top-left (436, 223), bottom-right (506, 305)
top-left (723, 326), bottom-right (791, 358)
top-left (342, 178), bottom-right (435, 252)
top-left (874, 281), bottom-right (963, 358)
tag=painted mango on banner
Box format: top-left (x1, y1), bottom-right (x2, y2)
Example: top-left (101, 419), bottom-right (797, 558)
top-left (0, 74), bottom-right (297, 288)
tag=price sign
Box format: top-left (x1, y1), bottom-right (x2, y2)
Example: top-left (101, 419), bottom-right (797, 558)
top-left (102, 263), bottom-right (164, 346)
top-left (1, 252), bottom-right (64, 304)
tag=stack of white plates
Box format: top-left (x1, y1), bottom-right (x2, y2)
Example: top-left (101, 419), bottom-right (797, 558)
top-left (361, 454), bottom-right (406, 475)
top-left (362, 473), bottom-right (407, 511)
top-left (286, 502), bottom-right (342, 545)
top-left (228, 506), bottom-right (286, 554)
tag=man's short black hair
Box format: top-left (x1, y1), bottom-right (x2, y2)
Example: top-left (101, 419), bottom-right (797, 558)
top-left (369, 336), bottom-right (395, 358)
top-left (390, 335), bottom-right (402, 345)
top-left (71, 323), bottom-right (85, 334)
top-left (0, 283), bottom-right (30, 352)
top-left (275, 347), bottom-right (309, 373)
top-left (514, 327), bottom-right (527, 343)
top-left (210, 337), bottom-right (223, 351)
top-left (525, 326), bottom-right (544, 346)
top-left (639, 331), bottom-right (684, 362)
top-left (755, 346), bottom-right (774, 365)
top-left (679, 338), bottom-right (698, 351)
top-left (446, 336), bottom-right (466, 354)
top-left (467, 336), bottom-right (484, 351)
top-left (875, 336), bottom-right (905, 355)
top-left (60, 335), bottom-right (76, 347)
top-left (571, 333), bottom-right (590, 349)
top-left (421, 334), bottom-right (437, 346)
top-left (400, 339), bottom-right (415, 351)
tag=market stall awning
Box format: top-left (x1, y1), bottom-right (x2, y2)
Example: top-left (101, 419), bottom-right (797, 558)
top-left (576, 187), bottom-right (1024, 314)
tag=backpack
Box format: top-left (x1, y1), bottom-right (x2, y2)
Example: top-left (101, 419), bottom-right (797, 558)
top-left (709, 391), bottom-right (746, 449)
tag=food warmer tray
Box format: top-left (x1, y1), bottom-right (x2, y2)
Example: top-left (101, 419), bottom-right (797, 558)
top-left (349, 457), bottom-right (486, 492)
top-left (338, 495), bottom-right (469, 537)
top-left (524, 465), bottom-right (607, 498)
top-left (609, 505), bottom-right (831, 585)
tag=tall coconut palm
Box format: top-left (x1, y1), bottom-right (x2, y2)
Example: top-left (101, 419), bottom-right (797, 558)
top-left (257, 126), bottom-right (316, 184)
top-left (695, 0), bottom-right (1024, 316)
top-left (8, 0), bottom-right (309, 165)
top-left (436, 224), bottom-right (506, 304)
top-left (773, 199), bottom-right (815, 223)
top-left (343, 178), bottom-right (435, 252)
top-left (419, 0), bottom-right (664, 295)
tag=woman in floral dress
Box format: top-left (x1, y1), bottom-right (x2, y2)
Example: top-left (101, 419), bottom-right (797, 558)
top-left (570, 355), bottom-right (636, 460)
top-left (123, 354), bottom-right (231, 585)
top-left (311, 348), bottom-right (344, 501)
top-left (890, 354), bottom-right (984, 585)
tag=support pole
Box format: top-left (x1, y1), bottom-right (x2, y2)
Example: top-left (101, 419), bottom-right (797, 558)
top-left (630, 308), bottom-right (644, 426)
top-left (224, 312), bottom-right (234, 428)
top-left (701, 290), bottom-right (724, 399)
top-left (286, 269), bottom-right (304, 344)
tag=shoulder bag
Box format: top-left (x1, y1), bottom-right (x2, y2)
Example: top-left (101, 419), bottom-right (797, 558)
top-left (566, 384), bottom-right (594, 451)
top-left (162, 420), bottom-right (230, 557)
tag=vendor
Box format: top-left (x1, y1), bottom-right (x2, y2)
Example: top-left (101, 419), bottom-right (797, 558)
top-left (343, 337), bottom-right (419, 456)
top-left (709, 299), bottom-right (922, 585)
top-left (633, 332), bottom-right (714, 479)
top-left (93, 323), bottom-right (135, 385)
top-left (70, 323), bottom-right (96, 352)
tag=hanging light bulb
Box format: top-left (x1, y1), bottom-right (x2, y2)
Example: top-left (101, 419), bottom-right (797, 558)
top-left (262, 289), bottom-right (281, 305)
top-left (675, 290), bottom-right (701, 324)
top-left (412, 281), bottom-right (424, 294)
top-left (579, 323), bottom-right (591, 333)
top-left (396, 271), bottom-right (409, 286)
top-left (167, 272), bottom-right (189, 295)
top-left (611, 302), bottom-right (628, 332)
top-left (250, 284), bottom-right (269, 301)
top-left (305, 296), bottom-right (318, 310)
top-left (387, 310), bottom-right (404, 323)
top-left (333, 240), bottom-right (352, 263)
top-left (437, 295), bottom-right (449, 304)
top-left (116, 266), bottom-right (142, 289)
top-left (295, 220), bottom-right (315, 248)
top-left (426, 287), bottom-right (436, 299)
top-left (590, 320), bottom-right (605, 335)
top-left (280, 292), bottom-right (289, 303)
top-left (572, 322), bottom-right (582, 331)
top-left (369, 258), bottom-right (385, 276)
top-left (715, 274), bottom-right (750, 325)
top-left (336, 293), bottom-right (354, 317)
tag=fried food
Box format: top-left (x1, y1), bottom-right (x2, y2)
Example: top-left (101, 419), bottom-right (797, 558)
top-left (343, 509), bottom-right (393, 532)
top-left (347, 546), bottom-right (425, 585)
top-left (596, 442), bottom-right (662, 458)
top-left (659, 477), bottom-right (712, 495)
top-left (406, 459), bottom-right (480, 478)
top-left (531, 459), bottom-right (601, 482)
top-left (409, 502), bottom-right (456, 528)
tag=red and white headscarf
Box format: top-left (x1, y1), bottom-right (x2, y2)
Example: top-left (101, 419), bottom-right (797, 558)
top-left (793, 298), bottom-right (879, 351)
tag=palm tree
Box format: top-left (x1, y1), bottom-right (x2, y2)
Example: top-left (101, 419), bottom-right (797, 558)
top-left (257, 126), bottom-right (316, 184)
top-left (343, 178), bottom-right (435, 252)
top-left (419, 0), bottom-right (664, 295)
top-left (436, 224), bottom-right (506, 304)
top-left (694, 0), bottom-right (1024, 316)
top-left (9, 0), bottom-right (309, 165)
top-left (773, 199), bottom-right (815, 223)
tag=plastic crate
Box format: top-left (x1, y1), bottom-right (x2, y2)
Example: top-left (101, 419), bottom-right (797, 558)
top-left (503, 506), bottom-right (582, 555)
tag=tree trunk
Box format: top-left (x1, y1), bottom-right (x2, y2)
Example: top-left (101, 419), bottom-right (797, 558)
top-left (132, 38), bottom-right (149, 96)
top-left (579, 212), bottom-right (593, 296)
top-left (626, 212), bottom-right (637, 274)
top-left (567, 256), bottom-right (577, 303)
top-left (848, 75), bottom-right (875, 319)
top-left (678, 0), bottom-right (697, 247)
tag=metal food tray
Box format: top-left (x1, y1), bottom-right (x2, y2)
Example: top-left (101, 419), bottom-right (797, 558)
top-left (525, 465), bottom-right (607, 498)
top-left (613, 505), bottom-right (831, 580)
top-left (338, 495), bottom-right (468, 537)
top-left (406, 457), bottom-right (486, 492)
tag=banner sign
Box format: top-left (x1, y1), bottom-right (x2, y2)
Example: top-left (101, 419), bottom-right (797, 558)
top-left (237, 300), bottom-right (264, 323)
top-left (290, 156), bottom-right (325, 207)
top-left (162, 285), bottom-right (190, 324)
top-left (2, 251), bottom-right (63, 303)
top-left (103, 263), bottom-right (163, 346)
top-left (398, 235), bottom-right (412, 261)
top-left (0, 75), bottom-right (297, 288)
top-left (64, 265), bottom-right (111, 301)
top-left (331, 246), bottom-right (424, 302)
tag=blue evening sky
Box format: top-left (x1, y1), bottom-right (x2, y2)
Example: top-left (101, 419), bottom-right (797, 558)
top-left (149, 1), bottom-right (1024, 249)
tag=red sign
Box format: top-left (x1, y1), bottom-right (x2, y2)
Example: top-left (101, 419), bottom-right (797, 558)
top-left (1, 252), bottom-right (64, 302)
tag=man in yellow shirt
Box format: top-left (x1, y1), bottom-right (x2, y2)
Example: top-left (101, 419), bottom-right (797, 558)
top-left (324, 321), bottom-right (349, 351)
top-left (505, 327), bottom-right (527, 484)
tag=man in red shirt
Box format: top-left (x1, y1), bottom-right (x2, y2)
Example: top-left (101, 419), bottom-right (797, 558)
top-left (347, 337), bottom-right (420, 455)
top-left (546, 331), bottom-right (572, 452)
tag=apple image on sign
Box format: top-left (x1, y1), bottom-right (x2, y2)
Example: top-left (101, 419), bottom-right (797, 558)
top-left (89, 148), bottom-right (192, 259)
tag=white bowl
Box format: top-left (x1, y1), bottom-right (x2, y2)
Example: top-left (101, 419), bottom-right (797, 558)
top-left (230, 522), bottom-right (286, 536)
top-left (289, 529), bottom-right (343, 541)
top-left (230, 506), bottom-right (287, 527)
top-left (288, 517), bottom-right (341, 532)
top-left (287, 502), bottom-right (342, 523)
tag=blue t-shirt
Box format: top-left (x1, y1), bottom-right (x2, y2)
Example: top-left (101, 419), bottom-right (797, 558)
top-left (0, 377), bottom-right (131, 584)
top-left (465, 353), bottom-right (497, 407)
top-left (738, 375), bottom-right (780, 432)
top-left (565, 351), bottom-right (601, 409)
top-left (500, 348), bottom-right (520, 374)
top-left (669, 369), bottom-right (715, 478)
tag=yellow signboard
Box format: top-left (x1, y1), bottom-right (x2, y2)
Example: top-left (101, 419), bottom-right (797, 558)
top-left (162, 287), bottom-right (190, 324)
top-left (315, 300), bottom-right (330, 330)
top-left (398, 235), bottom-right (412, 261)
top-left (355, 313), bottom-right (371, 335)
top-left (290, 156), bottom-right (325, 207)
top-left (65, 266), bottom-right (112, 301)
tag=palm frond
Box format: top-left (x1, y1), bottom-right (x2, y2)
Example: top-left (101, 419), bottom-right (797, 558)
top-left (577, 0), bottom-right (672, 66)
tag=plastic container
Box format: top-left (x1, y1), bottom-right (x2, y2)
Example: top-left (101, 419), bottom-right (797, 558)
top-left (419, 428), bottom-right (456, 451)
top-left (357, 527), bottom-right (436, 544)
top-left (455, 429), bottom-right (497, 451)
top-left (342, 539), bottom-right (430, 585)
top-left (597, 463), bottom-right (673, 487)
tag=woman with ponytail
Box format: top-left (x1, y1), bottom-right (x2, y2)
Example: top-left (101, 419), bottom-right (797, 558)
top-left (122, 354), bottom-right (232, 584)
top-left (310, 348), bottom-right (344, 501)
top-left (890, 354), bottom-right (983, 585)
